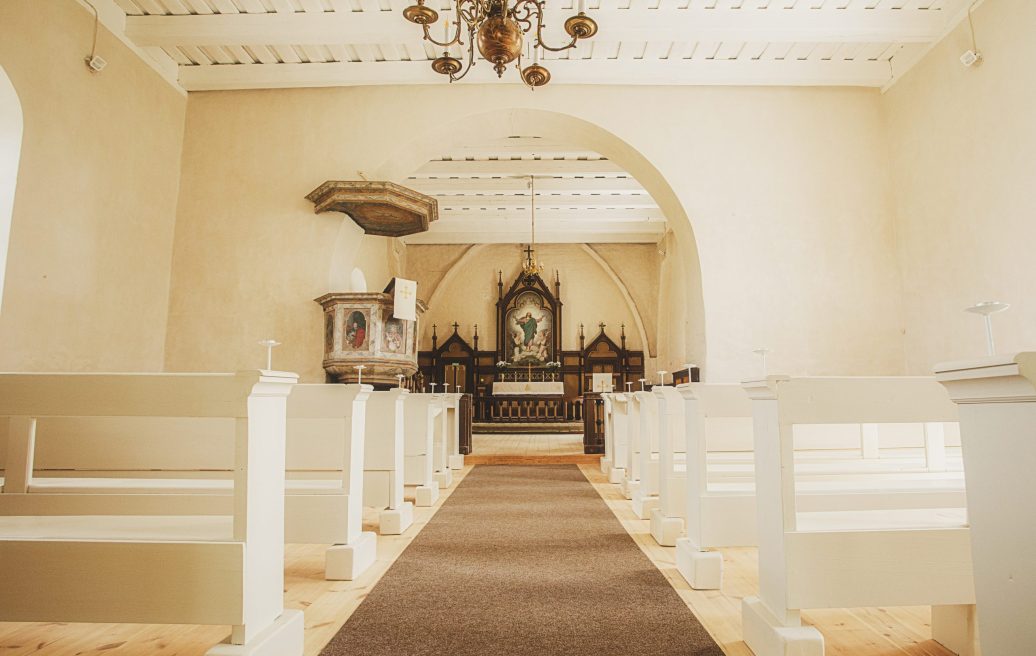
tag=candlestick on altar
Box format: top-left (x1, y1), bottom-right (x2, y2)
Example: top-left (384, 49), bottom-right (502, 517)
top-left (430, 382), bottom-right (438, 394)
top-left (753, 348), bottom-right (771, 377)
top-left (443, 383), bottom-right (450, 393)
top-left (657, 370), bottom-right (668, 387)
top-left (638, 378), bottom-right (648, 391)
top-left (354, 364), bottom-right (366, 385)
top-left (965, 301), bottom-right (1010, 356)
top-left (396, 374), bottom-right (405, 389)
top-left (625, 382), bottom-right (633, 394)
top-left (258, 339), bottom-right (281, 370)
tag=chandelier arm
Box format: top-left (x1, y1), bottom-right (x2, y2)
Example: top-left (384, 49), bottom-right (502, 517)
top-left (526, 1), bottom-right (581, 52)
top-left (422, 0), bottom-right (466, 48)
top-left (449, 28), bottom-right (478, 82)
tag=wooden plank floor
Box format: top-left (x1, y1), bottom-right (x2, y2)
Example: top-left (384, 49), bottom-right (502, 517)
top-left (0, 462), bottom-right (957, 656)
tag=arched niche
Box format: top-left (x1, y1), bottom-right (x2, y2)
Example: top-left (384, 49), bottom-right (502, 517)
top-left (367, 108), bottom-right (707, 371)
top-left (0, 65), bottom-right (23, 315)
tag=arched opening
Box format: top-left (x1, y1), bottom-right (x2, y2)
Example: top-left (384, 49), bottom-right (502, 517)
top-left (330, 108), bottom-right (707, 371)
top-left (0, 65), bottom-right (23, 315)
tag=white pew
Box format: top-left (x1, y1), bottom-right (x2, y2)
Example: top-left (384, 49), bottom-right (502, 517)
top-left (649, 385), bottom-right (688, 548)
top-left (937, 352), bottom-right (1036, 655)
top-left (602, 392), bottom-right (630, 484)
top-left (432, 394), bottom-right (458, 489)
top-left (362, 388), bottom-right (414, 535)
top-left (443, 392), bottom-right (465, 470)
top-left (741, 376), bottom-right (977, 656)
top-left (0, 371), bottom-right (303, 656)
top-left (661, 382), bottom-right (968, 589)
top-left (403, 394), bottom-right (441, 507)
top-left (0, 382), bottom-right (378, 581)
top-left (630, 390), bottom-right (662, 519)
top-left (619, 391), bottom-right (643, 500)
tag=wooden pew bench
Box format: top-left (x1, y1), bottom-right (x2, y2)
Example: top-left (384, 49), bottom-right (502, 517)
top-left (937, 352), bottom-right (1036, 655)
top-left (601, 392), bottom-right (630, 484)
top-left (361, 388), bottom-right (414, 535)
top-left (661, 382), bottom-right (965, 589)
top-left (0, 382), bottom-right (378, 581)
top-left (403, 393), bottom-right (442, 507)
top-left (740, 376), bottom-right (977, 656)
top-left (0, 371), bottom-right (303, 656)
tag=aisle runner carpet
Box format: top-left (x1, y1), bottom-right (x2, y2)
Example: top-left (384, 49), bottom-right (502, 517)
top-left (320, 465), bottom-right (723, 656)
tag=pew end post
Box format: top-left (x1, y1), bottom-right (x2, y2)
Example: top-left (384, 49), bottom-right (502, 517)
top-left (937, 352), bottom-right (1036, 656)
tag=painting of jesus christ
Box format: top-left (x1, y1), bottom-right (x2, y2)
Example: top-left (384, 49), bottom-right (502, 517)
top-left (504, 291), bottom-right (553, 365)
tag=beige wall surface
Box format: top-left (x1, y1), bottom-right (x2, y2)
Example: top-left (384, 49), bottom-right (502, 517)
top-left (405, 243), bottom-right (656, 357)
top-left (883, 0), bottom-right (1036, 373)
top-left (165, 84), bottom-right (905, 382)
top-left (0, 0), bottom-right (186, 371)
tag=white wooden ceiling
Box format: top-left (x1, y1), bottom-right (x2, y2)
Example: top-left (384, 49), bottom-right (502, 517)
top-left (97, 0), bottom-right (976, 91)
top-left (401, 137), bottom-right (665, 244)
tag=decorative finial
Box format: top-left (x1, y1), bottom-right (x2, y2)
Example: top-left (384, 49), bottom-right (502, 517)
top-left (598, 322), bottom-right (606, 332)
top-left (452, 321), bottom-right (459, 333)
top-left (258, 339), bottom-right (281, 370)
top-left (473, 323), bottom-right (479, 337)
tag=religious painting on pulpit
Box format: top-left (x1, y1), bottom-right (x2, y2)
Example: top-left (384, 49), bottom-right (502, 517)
top-left (324, 312), bottom-right (335, 352)
top-left (344, 310), bottom-right (369, 351)
top-left (505, 291), bottom-right (554, 365)
top-left (382, 318), bottom-right (406, 354)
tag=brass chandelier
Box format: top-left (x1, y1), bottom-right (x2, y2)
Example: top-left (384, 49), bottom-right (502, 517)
top-left (402, 0), bottom-right (598, 87)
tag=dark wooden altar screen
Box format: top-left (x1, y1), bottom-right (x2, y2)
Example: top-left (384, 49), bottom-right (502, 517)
top-left (417, 271), bottom-right (647, 434)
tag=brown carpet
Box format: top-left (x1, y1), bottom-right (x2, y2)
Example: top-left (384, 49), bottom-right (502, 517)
top-left (320, 465), bottom-right (724, 656)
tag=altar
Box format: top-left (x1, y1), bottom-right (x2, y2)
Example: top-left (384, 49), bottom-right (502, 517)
top-left (492, 381), bottom-right (565, 396)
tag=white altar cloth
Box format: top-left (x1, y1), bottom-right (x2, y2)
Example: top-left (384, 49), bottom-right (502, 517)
top-left (493, 382), bottom-right (565, 396)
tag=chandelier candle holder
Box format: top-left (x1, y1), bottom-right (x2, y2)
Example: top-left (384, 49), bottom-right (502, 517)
top-left (965, 301), bottom-right (1010, 356)
top-left (753, 348), bottom-right (772, 378)
top-left (258, 339), bottom-right (281, 370)
top-left (403, 0), bottom-right (598, 87)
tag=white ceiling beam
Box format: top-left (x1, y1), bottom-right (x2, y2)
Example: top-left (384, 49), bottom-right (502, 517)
top-left (434, 194), bottom-right (662, 208)
top-left (179, 56), bottom-right (897, 89)
top-left (403, 226), bottom-right (666, 244)
top-left (73, 0), bottom-right (186, 95)
top-left (413, 158), bottom-right (623, 177)
top-left (126, 6), bottom-right (952, 47)
top-left (437, 208), bottom-right (665, 220)
top-left (407, 177), bottom-right (648, 194)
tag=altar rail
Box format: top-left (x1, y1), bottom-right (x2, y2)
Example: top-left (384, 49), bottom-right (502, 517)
top-left (476, 396), bottom-right (583, 423)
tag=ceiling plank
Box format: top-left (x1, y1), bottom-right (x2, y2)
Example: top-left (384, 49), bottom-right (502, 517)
top-left (126, 6), bottom-right (953, 47)
top-left (178, 56), bottom-right (897, 89)
top-left (407, 177), bottom-right (649, 194)
top-left (412, 159), bottom-right (623, 177)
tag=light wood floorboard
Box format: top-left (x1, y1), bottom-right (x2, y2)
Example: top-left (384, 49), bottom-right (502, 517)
top-left (580, 464), bottom-right (956, 656)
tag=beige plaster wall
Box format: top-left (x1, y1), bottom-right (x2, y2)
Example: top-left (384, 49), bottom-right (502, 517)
top-left (165, 85), bottom-right (904, 382)
top-left (0, 0), bottom-right (186, 371)
top-left (883, 0), bottom-right (1036, 372)
top-left (406, 243), bottom-right (655, 357)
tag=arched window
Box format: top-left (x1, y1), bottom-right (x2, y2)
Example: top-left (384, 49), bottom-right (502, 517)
top-left (0, 65), bottom-right (22, 314)
top-left (350, 267), bottom-right (368, 292)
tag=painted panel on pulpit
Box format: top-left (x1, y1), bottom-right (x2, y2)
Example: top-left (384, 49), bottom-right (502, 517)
top-left (344, 310), bottom-right (369, 351)
top-left (506, 291), bottom-right (553, 365)
top-left (383, 318), bottom-right (406, 354)
top-left (325, 312), bottom-right (336, 352)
